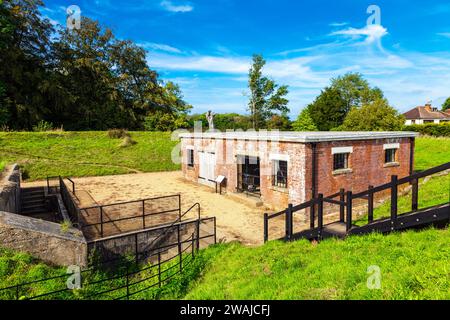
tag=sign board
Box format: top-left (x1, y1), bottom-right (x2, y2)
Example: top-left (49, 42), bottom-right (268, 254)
top-left (215, 175), bottom-right (226, 184)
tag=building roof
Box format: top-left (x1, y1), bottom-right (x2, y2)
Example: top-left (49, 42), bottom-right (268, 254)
top-left (403, 105), bottom-right (450, 120)
top-left (179, 131), bottom-right (418, 143)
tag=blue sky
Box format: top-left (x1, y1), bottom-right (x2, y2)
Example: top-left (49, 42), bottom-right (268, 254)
top-left (41, 0), bottom-right (450, 117)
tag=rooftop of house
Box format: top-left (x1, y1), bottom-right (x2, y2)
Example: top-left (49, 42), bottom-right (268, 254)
top-left (179, 131), bottom-right (418, 143)
top-left (403, 104), bottom-right (450, 120)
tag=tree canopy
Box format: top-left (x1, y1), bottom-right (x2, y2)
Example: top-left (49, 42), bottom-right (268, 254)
top-left (247, 54), bottom-right (289, 130)
top-left (442, 97), bottom-right (450, 111)
top-left (0, 0), bottom-right (191, 131)
top-left (337, 98), bottom-right (405, 131)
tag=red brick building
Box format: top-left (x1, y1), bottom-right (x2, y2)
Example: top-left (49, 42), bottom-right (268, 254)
top-left (179, 131), bottom-right (417, 210)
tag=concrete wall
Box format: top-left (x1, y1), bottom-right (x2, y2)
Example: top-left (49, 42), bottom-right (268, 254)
top-left (0, 164), bottom-right (21, 214)
top-left (0, 211), bottom-right (88, 267)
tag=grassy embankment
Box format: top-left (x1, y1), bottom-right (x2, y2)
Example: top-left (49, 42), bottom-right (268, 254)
top-left (0, 131), bottom-right (179, 181)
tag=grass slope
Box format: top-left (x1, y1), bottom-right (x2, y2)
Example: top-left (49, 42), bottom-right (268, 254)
top-left (0, 132), bottom-right (179, 181)
top-left (414, 137), bottom-right (450, 171)
top-left (182, 228), bottom-right (450, 300)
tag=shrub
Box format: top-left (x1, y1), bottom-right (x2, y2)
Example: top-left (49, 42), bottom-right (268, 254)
top-left (403, 123), bottom-right (450, 137)
top-left (119, 136), bottom-right (137, 148)
top-left (32, 120), bottom-right (54, 132)
top-left (107, 129), bottom-right (130, 139)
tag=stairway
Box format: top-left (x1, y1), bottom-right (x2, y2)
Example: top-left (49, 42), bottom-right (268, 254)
top-left (20, 187), bottom-right (49, 216)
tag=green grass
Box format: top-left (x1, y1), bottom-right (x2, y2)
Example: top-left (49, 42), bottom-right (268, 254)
top-left (0, 247), bottom-right (208, 300)
top-left (0, 161), bottom-right (6, 173)
top-left (0, 132), bottom-right (180, 181)
top-left (414, 136), bottom-right (450, 171)
top-left (181, 228), bottom-right (450, 300)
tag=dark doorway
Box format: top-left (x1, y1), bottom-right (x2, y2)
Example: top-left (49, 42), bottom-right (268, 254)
top-left (237, 155), bottom-right (261, 196)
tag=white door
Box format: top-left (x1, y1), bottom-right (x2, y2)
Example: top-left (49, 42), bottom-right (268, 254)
top-left (199, 152), bottom-right (216, 182)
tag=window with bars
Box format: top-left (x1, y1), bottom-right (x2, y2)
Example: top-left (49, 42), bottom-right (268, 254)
top-left (272, 160), bottom-right (288, 188)
top-left (333, 153), bottom-right (349, 171)
top-left (385, 148), bottom-right (397, 164)
top-left (187, 149), bottom-right (194, 167)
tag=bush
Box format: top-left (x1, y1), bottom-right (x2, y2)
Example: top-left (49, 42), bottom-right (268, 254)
top-left (403, 123), bottom-right (450, 137)
top-left (107, 129), bottom-right (130, 139)
top-left (32, 120), bottom-right (54, 132)
top-left (119, 136), bottom-right (137, 148)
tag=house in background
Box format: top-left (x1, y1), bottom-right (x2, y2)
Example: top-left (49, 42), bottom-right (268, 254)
top-left (403, 103), bottom-right (450, 125)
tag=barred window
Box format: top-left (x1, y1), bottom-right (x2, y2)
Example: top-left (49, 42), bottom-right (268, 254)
top-left (272, 160), bottom-right (288, 188)
top-left (385, 148), bottom-right (397, 164)
top-left (187, 149), bottom-right (194, 167)
top-left (333, 153), bottom-right (349, 171)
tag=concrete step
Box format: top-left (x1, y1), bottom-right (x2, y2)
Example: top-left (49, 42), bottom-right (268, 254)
top-left (21, 207), bottom-right (48, 215)
top-left (21, 198), bottom-right (46, 206)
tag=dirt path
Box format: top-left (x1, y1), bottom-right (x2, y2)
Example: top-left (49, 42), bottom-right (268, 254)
top-left (23, 171), bottom-right (274, 245)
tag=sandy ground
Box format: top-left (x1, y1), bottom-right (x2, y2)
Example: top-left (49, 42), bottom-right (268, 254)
top-left (23, 171), bottom-right (289, 245)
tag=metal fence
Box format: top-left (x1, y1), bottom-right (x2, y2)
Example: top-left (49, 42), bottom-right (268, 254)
top-left (58, 177), bottom-right (81, 226)
top-left (0, 233), bottom-right (201, 300)
top-left (79, 194), bottom-right (182, 239)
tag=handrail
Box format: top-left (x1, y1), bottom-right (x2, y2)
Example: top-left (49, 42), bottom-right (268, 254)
top-left (79, 194), bottom-right (181, 210)
top-left (145, 203), bottom-right (201, 251)
top-left (264, 161), bottom-right (450, 242)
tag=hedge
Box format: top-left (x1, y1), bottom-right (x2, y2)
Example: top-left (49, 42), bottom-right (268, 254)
top-left (403, 123), bottom-right (450, 137)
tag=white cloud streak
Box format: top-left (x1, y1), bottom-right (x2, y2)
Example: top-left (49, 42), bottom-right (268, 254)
top-left (160, 0), bottom-right (193, 13)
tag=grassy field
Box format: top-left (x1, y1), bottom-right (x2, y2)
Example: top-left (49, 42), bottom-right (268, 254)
top-left (0, 161), bottom-right (6, 173)
top-left (0, 132), bottom-right (179, 181)
top-left (414, 137), bottom-right (450, 171)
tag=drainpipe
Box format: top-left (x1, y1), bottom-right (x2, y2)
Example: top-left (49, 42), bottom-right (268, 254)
top-left (311, 143), bottom-right (318, 199)
top-left (409, 137), bottom-right (415, 175)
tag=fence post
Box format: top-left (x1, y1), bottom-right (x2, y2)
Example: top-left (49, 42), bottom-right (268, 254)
top-left (391, 175), bottom-right (398, 227)
top-left (196, 219), bottom-right (200, 251)
top-left (178, 224), bottom-right (182, 272)
top-left (368, 185), bottom-right (374, 223)
top-left (411, 178), bottom-right (419, 212)
top-left (346, 191), bottom-right (353, 232)
top-left (310, 200), bottom-right (315, 229)
top-left (100, 206), bottom-right (104, 238)
top-left (191, 234), bottom-right (195, 257)
top-left (135, 233), bottom-right (139, 265)
top-left (142, 200), bottom-right (146, 230)
top-left (158, 252), bottom-right (162, 287)
top-left (15, 284), bottom-right (19, 300)
top-left (178, 194), bottom-right (182, 220)
top-left (213, 217), bottom-right (217, 245)
top-left (263, 213), bottom-right (268, 243)
top-left (318, 194), bottom-right (324, 230)
top-left (285, 205), bottom-right (293, 241)
top-left (339, 188), bottom-right (345, 223)
top-left (126, 265), bottom-right (130, 300)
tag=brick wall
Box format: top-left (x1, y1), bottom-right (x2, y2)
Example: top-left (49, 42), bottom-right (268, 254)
top-left (181, 136), bottom-right (413, 213)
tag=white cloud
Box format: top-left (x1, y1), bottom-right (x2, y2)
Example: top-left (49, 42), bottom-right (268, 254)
top-left (139, 42), bottom-right (182, 54)
top-left (330, 24), bottom-right (388, 44)
top-left (160, 0), bottom-right (193, 13)
top-left (437, 32), bottom-right (450, 38)
top-left (330, 22), bottom-right (348, 27)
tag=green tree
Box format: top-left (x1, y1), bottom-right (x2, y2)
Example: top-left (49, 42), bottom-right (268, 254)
top-left (338, 99), bottom-right (405, 131)
top-left (308, 87), bottom-right (347, 131)
top-left (331, 72), bottom-right (384, 112)
top-left (247, 54), bottom-right (289, 129)
top-left (292, 107), bottom-right (317, 131)
top-left (266, 114), bottom-right (292, 130)
top-left (442, 97), bottom-right (450, 111)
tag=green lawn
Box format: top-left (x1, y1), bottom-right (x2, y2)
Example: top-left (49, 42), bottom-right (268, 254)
top-left (0, 132), bottom-right (180, 181)
top-left (0, 161), bottom-right (6, 173)
top-left (180, 228), bottom-right (450, 300)
top-left (414, 136), bottom-right (450, 171)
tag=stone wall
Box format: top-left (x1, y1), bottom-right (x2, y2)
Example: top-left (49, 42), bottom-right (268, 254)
top-left (0, 164), bottom-right (21, 214)
top-left (0, 211), bottom-right (88, 267)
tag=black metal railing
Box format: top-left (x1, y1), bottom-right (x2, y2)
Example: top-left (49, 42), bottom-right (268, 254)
top-left (79, 194), bottom-right (182, 238)
top-left (264, 161), bottom-right (450, 242)
top-left (0, 232), bottom-right (202, 300)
